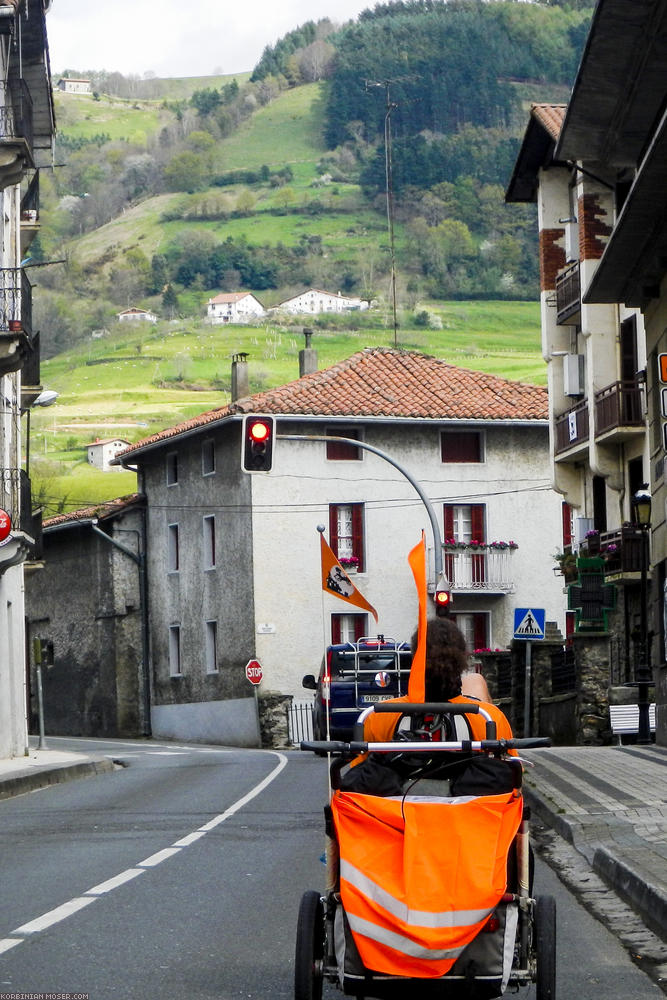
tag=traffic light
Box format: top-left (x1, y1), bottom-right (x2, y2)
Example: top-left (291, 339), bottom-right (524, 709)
top-left (242, 416), bottom-right (275, 472)
top-left (434, 587), bottom-right (452, 617)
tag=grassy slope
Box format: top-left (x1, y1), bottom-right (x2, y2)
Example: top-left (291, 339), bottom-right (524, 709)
top-left (38, 82), bottom-right (544, 514)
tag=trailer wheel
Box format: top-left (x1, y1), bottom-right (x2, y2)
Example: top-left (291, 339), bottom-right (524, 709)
top-left (294, 890), bottom-right (325, 1000)
top-left (535, 894), bottom-right (556, 1000)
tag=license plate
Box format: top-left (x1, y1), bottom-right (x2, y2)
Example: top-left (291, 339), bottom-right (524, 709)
top-left (360, 694), bottom-right (395, 703)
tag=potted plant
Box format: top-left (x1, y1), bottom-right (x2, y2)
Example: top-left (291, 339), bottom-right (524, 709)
top-left (339, 555), bottom-right (359, 573)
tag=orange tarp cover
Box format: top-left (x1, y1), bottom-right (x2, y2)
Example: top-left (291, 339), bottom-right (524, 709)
top-left (332, 788), bottom-right (523, 978)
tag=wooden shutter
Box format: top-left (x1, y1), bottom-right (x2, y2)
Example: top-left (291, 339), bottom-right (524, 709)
top-left (562, 502), bottom-right (572, 548)
top-left (331, 615), bottom-right (342, 644)
top-left (443, 505), bottom-right (455, 539)
top-left (352, 503), bottom-right (364, 572)
top-left (329, 505), bottom-right (339, 555)
top-left (473, 614), bottom-right (488, 651)
top-left (470, 505), bottom-right (485, 542)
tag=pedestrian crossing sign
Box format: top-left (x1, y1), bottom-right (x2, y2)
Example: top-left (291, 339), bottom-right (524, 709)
top-left (513, 607), bottom-right (546, 640)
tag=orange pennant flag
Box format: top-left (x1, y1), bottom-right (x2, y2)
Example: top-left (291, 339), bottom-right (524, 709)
top-left (407, 532), bottom-right (427, 702)
top-left (320, 534), bottom-right (378, 622)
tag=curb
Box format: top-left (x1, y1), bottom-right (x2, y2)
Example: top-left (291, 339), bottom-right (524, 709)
top-left (0, 758), bottom-right (115, 801)
top-left (593, 846), bottom-right (667, 942)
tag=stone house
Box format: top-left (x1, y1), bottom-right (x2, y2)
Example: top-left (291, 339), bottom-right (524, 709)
top-left (206, 291), bottom-right (265, 324)
top-left (24, 496), bottom-right (148, 738)
top-left (507, 0), bottom-right (667, 746)
top-left (106, 345), bottom-right (563, 747)
top-left (0, 0), bottom-right (55, 759)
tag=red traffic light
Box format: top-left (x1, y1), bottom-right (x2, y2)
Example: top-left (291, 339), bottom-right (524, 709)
top-left (242, 416), bottom-right (275, 472)
top-left (434, 589), bottom-right (452, 616)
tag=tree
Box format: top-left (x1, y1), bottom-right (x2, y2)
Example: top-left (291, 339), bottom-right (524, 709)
top-left (163, 151), bottom-right (209, 193)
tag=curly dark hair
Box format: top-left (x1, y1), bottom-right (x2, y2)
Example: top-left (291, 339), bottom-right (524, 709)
top-left (411, 617), bottom-right (469, 700)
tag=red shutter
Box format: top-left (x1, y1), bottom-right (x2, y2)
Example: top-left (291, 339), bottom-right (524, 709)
top-left (562, 502), bottom-right (572, 548)
top-left (443, 505), bottom-right (455, 540)
top-left (473, 614), bottom-right (488, 651)
top-left (470, 505), bottom-right (485, 542)
top-left (329, 505), bottom-right (339, 556)
top-left (352, 503), bottom-right (364, 572)
top-left (354, 615), bottom-right (366, 640)
top-left (331, 616), bottom-right (342, 644)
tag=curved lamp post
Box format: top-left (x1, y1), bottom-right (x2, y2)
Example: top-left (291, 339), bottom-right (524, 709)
top-left (631, 485), bottom-right (653, 744)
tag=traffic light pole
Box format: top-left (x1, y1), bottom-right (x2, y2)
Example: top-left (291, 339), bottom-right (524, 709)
top-left (278, 434), bottom-right (444, 578)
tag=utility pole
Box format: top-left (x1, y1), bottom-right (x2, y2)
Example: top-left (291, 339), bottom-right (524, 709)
top-left (366, 79), bottom-right (399, 348)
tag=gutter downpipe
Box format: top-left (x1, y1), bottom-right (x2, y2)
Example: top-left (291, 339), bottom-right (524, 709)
top-left (90, 520), bottom-right (152, 738)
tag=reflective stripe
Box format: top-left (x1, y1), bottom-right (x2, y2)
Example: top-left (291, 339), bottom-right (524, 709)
top-left (347, 913), bottom-right (466, 961)
top-left (341, 859), bottom-right (491, 929)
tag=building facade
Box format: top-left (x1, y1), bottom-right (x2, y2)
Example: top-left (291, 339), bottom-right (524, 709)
top-left (0, 0), bottom-right (54, 758)
top-left (110, 348), bottom-right (564, 747)
top-left (276, 289), bottom-right (366, 315)
top-left (206, 292), bottom-right (265, 324)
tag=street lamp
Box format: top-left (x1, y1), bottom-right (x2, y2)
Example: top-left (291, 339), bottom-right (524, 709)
top-left (631, 485), bottom-right (653, 744)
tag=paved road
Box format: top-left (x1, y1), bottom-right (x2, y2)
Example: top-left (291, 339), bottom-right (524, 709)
top-left (0, 737), bottom-right (662, 999)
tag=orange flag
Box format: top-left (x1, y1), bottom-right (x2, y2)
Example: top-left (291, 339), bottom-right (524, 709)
top-left (320, 534), bottom-right (378, 622)
top-left (407, 532), bottom-right (427, 702)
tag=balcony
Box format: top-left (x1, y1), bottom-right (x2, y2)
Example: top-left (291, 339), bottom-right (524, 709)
top-left (443, 546), bottom-right (517, 594)
top-left (0, 266), bottom-right (34, 377)
top-left (20, 170), bottom-right (39, 255)
top-left (579, 526), bottom-right (643, 582)
top-left (0, 78), bottom-right (34, 187)
top-left (556, 261), bottom-right (581, 325)
top-left (554, 399), bottom-right (589, 457)
top-left (0, 468), bottom-right (41, 574)
top-left (594, 377), bottom-right (646, 443)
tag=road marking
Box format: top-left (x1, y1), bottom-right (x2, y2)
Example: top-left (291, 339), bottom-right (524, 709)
top-left (0, 751), bottom-right (288, 956)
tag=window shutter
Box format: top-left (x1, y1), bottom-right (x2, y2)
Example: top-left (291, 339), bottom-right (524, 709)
top-left (443, 505), bottom-right (455, 539)
top-left (354, 615), bottom-right (366, 640)
top-left (329, 505), bottom-right (339, 555)
top-left (331, 616), bottom-right (342, 644)
top-left (473, 614), bottom-right (488, 651)
top-left (471, 505), bottom-right (485, 542)
top-left (352, 503), bottom-right (364, 572)
top-left (562, 502), bottom-right (572, 548)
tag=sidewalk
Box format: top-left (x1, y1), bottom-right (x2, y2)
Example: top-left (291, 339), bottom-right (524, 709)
top-left (0, 743), bottom-right (114, 800)
top-left (522, 743), bottom-right (667, 942)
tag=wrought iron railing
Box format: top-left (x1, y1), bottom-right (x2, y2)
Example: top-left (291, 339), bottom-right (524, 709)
top-left (20, 170), bottom-right (39, 223)
top-left (443, 549), bottom-right (516, 592)
top-left (0, 266), bottom-right (32, 336)
top-left (0, 78), bottom-right (33, 154)
top-left (556, 260), bottom-right (580, 325)
top-left (554, 399), bottom-right (589, 453)
top-left (579, 525), bottom-right (643, 576)
top-left (0, 468), bottom-right (41, 556)
top-left (595, 377), bottom-right (645, 436)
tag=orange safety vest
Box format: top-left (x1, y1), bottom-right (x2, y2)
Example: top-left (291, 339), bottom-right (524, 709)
top-left (331, 786), bottom-right (523, 979)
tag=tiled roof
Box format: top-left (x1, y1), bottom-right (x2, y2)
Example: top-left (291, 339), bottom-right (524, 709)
top-left (530, 103), bottom-right (566, 141)
top-left (43, 494), bottom-right (144, 530)
top-left (116, 348), bottom-right (547, 460)
top-left (208, 292), bottom-right (256, 304)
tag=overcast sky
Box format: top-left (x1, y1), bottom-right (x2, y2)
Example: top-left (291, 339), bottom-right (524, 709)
top-left (47, 0), bottom-right (372, 78)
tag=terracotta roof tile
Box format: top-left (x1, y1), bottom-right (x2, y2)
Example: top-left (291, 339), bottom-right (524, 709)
top-left (530, 103), bottom-right (567, 142)
top-left (43, 494), bottom-right (143, 529)
top-left (208, 292), bottom-right (254, 304)
top-left (117, 348), bottom-right (547, 459)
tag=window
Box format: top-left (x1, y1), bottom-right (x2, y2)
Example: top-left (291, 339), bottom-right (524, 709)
top-left (452, 612), bottom-right (489, 652)
top-left (168, 523), bottom-right (180, 572)
top-left (441, 430), bottom-right (483, 463)
top-left (166, 452), bottom-right (178, 486)
top-left (205, 620), bottom-right (218, 673)
top-left (444, 504), bottom-right (486, 584)
top-left (329, 503), bottom-right (365, 572)
top-left (202, 440), bottom-right (216, 476)
top-left (169, 625), bottom-right (181, 676)
top-left (331, 613), bottom-right (367, 644)
top-left (326, 426), bottom-right (362, 461)
top-left (203, 515), bottom-right (216, 569)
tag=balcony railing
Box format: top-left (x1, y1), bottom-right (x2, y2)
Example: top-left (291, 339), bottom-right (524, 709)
top-left (579, 526), bottom-right (643, 577)
top-left (0, 468), bottom-right (41, 557)
top-left (443, 548), bottom-right (516, 593)
top-left (0, 266), bottom-right (32, 336)
top-left (556, 261), bottom-right (581, 325)
top-left (595, 377), bottom-right (645, 438)
top-left (554, 399), bottom-right (589, 454)
top-left (0, 78), bottom-right (34, 159)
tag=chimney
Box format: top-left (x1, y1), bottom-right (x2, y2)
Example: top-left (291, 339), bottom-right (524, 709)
top-left (231, 352), bottom-right (249, 401)
top-left (299, 328), bottom-right (318, 377)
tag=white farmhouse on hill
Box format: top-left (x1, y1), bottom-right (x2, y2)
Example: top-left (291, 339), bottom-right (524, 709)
top-left (277, 288), bottom-right (366, 315)
top-left (86, 438), bottom-right (131, 473)
top-left (206, 292), bottom-right (265, 324)
top-left (56, 77), bottom-right (91, 94)
top-left (117, 307), bottom-right (157, 323)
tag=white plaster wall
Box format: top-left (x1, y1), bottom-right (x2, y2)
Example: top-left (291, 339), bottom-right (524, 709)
top-left (247, 420), bottom-right (565, 696)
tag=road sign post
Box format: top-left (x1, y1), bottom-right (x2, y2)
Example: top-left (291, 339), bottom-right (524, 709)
top-left (513, 608), bottom-right (545, 738)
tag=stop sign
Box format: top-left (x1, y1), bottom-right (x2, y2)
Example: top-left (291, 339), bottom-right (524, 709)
top-left (245, 659), bottom-right (263, 685)
top-left (0, 508), bottom-right (11, 544)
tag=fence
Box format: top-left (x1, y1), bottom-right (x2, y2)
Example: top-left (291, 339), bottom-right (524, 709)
top-left (287, 699), bottom-right (314, 744)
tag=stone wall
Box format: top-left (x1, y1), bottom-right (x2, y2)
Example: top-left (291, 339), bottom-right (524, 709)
top-left (258, 692), bottom-right (292, 748)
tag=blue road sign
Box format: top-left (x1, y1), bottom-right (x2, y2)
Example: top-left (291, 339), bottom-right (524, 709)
top-left (514, 607), bottom-right (546, 641)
